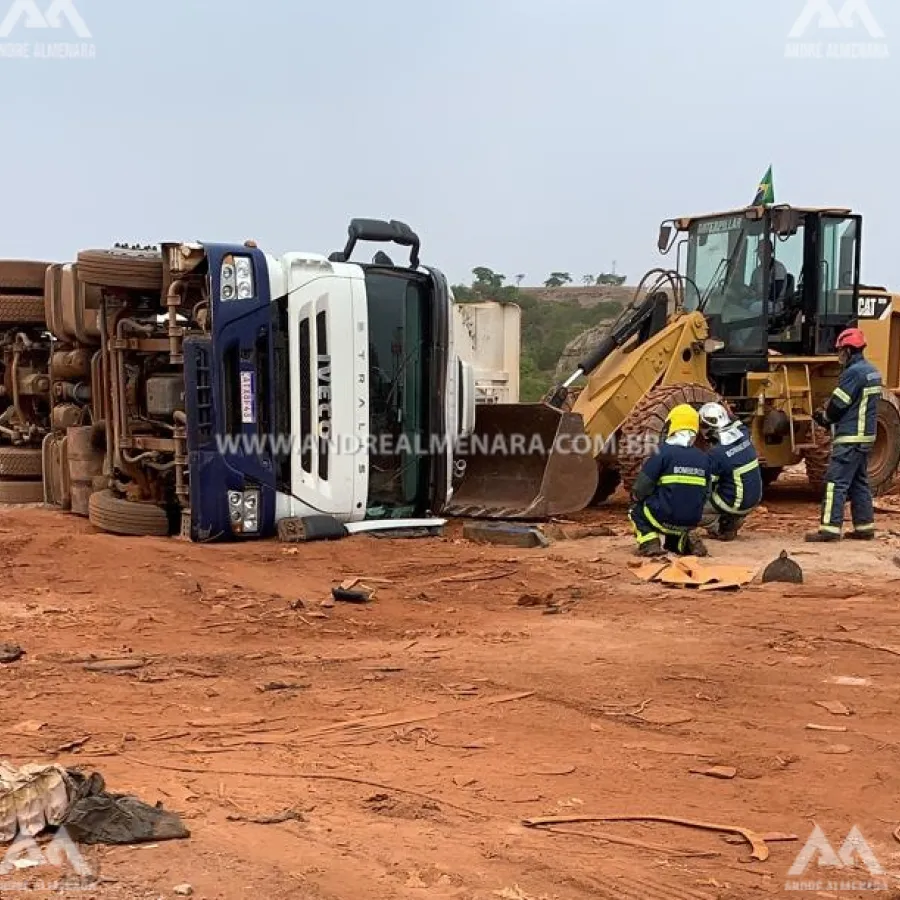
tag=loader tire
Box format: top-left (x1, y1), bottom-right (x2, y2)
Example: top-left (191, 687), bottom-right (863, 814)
top-left (76, 248), bottom-right (163, 292)
top-left (0, 260), bottom-right (52, 292)
top-left (589, 463), bottom-right (621, 506)
top-left (0, 295), bottom-right (46, 325)
top-left (88, 489), bottom-right (170, 537)
top-left (0, 447), bottom-right (43, 479)
top-left (0, 479), bottom-right (44, 504)
top-left (616, 383), bottom-right (721, 496)
top-left (804, 389), bottom-right (900, 497)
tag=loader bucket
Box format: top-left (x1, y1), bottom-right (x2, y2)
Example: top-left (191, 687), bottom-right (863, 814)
top-left (444, 403), bottom-right (599, 519)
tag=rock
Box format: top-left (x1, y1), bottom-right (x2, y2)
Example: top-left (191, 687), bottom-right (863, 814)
top-left (173, 885), bottom-right (193, 897)
top-left (0, 644), bottom-right (24, 664)
top-left (320, 598), bottom-right (335, 609)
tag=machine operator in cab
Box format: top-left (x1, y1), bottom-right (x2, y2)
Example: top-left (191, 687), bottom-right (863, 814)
top-left (698, 402), bottom-right (763, 541)
top-left (629, 404), bottom-right (712, 558)
top-left (807, 328), bottom-right (883, 543)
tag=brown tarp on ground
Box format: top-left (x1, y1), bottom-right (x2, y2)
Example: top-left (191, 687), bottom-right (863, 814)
top-left (628, 556), bottom-right (755, 590)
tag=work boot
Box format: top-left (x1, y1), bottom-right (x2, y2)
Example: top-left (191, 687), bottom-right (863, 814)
top-left (635, 538), bottom-right (665, 558)
top-left (804, 530), bottom-right (841, 543)
top-left (709, 526), bottom-right (738, 542)
top-left (846, 529), bottom-right (875, 541)
top-left (685, 534), bottom-right (709, 557)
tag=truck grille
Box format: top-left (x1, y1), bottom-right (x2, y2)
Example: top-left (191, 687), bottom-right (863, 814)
top-left (194, 345), bottom-right (213, 445)
top-left (297, 311), bottom-right (330, 480)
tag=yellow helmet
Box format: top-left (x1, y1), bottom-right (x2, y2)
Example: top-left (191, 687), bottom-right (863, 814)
top-left (666, 403), bottom-right (700, 434)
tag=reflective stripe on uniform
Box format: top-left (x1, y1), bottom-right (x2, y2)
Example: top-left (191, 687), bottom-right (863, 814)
top-left (822, 482), bottom-right (836, 526)
top-left (832, 386), bottom-right (852, 405)
top-left (643, 505), bottom-right (686, 537)
top-left (819, 525), bottom-right (842, 534)
top-left (834, 386), bottom-right (880, 444)
top-left (658, 475), bottom-right (707, 487)
top-left (853, 522), bottom-right (876, 532)
top-left (628, 509), bottom-right (659, 544)
top-left (711, 458), bottom-right (759, 515)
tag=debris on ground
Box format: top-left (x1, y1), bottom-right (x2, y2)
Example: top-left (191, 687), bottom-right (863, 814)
top-left (462, 523), bottom-right (550, 548)
top-left (689, 765), bottom-right (736, 780)
top-left (172, 885), bottom-right (194, 897)
top-left (0, 643), bottom-right (24, 664)
top-left (0, 761), bottom-right (189, 846)
top-left (628, 556), bottom-right (754, 590)
top-left (761, 550), bottom-right (803, 584)
top-left (540, 523), bottom-right (615, 541)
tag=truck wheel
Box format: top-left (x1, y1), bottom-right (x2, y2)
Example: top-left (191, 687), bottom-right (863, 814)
top-left (76, 248), bottom-right (163, 292)
top-left (0, 260), bottom-right (51, 292)
top-left (616, 383), bottom-right (721, 496)
top-left (88, 490), bottom-right (170, 537)
top-left (0, 448), bottom-right (43, 478)
top-left (0, 479), bottom-right (44, 503)
top-left (589, 463), bottom-right (621, 506)
top-left (0, 295), bottom-right (46, 325)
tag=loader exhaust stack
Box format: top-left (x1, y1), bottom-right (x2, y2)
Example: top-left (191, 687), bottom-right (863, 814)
top-left (444, 403), bottom-right (599, 519)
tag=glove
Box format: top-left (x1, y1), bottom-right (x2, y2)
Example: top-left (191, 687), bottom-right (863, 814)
top-left (812, 409), bottom-right (829, 428)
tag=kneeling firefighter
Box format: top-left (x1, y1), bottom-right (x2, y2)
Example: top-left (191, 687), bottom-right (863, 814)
top-left (698, 402), bottom-right (763, 541)
top-left (629, 404), bottom-right (712, 558)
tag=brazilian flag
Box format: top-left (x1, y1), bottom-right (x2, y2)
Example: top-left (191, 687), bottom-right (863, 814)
top-left (753, 166), bottom-right (774, 206)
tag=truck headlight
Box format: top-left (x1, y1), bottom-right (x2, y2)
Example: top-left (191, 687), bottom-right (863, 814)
top-left (227, 488), bottom-right (260, 534)
top-left (220, 255), bottom-right (255, 301)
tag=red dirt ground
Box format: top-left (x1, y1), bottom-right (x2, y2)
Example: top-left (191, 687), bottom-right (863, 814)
top-left (3, 483), bottom-right (900, 899)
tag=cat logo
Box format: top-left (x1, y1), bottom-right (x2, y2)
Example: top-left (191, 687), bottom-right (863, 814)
top-left (857, 295), bottom-right (890, 320)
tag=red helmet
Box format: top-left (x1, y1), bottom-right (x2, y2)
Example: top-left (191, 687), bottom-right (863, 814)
top-left (836, 328), bottom-right (866, 350)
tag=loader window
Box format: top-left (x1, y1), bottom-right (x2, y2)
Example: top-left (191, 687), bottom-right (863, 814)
top-left (686, 217), bottom-right (767, 355)
top-left (819, 217), bottom-right (859, 319)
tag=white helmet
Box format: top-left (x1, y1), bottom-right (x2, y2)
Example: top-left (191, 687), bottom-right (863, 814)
top-left (699, 401), bottom-right (731, 431)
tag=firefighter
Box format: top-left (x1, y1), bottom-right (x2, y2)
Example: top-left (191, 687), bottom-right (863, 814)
top-left (698, 401), bottom-right (763, 541)
top-left (806, 327), bottom-right (882, 543)
top-left (629, 404), bottom-right (712, 558)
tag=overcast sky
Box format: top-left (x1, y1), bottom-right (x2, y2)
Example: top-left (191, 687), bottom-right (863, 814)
top-left (1, 0), bottom-right (896, 288)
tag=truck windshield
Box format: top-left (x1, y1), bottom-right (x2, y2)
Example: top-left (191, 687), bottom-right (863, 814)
top-left (685, 216), bottom-right (768, 354)
top-left (364, 269), bottom-right (431, 517)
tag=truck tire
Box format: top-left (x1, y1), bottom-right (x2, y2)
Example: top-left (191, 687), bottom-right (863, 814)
top-left (0, 479), bottom-right (44, 503)
top-left (0, 261), bottom-right (51, 292)
top-left (804, 390), bottom-right (900, 497)
top-left (76, 248), bottom-right (163, 292)
top-left (0, 295), bottom-right (46, 325)
top-left (0, 448), bottom-right (43, 478)
top-left (616, 383), bottom-right (721, 496)
top-left (88, 490), bottom-right (170, 537)
top-left (589, 463), bottom-right (622, 506)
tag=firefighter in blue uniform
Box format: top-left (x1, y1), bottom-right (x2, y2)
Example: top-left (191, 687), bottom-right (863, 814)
top-left (806, 327), bottom-right (882, 542)
top-left (629, 404), bottom-right (712, 557)
top-left (698, 402), bottom-right (763, 541)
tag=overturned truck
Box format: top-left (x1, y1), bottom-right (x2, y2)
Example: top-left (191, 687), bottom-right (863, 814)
top-left (0, 261), bottom-right (54, 503)
top-left (33, 221), bottom-right (495, 540)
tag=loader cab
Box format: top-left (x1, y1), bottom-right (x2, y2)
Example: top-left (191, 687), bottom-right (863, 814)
top-left (677, 205), bottom-right (862, 391)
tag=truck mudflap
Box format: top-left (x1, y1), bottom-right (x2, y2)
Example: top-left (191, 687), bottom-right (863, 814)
top-left (443, 403), bottom-right (599, 519)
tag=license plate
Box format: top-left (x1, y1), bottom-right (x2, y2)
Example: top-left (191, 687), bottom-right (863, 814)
top-left (240, 371), bottom-right (256, 424)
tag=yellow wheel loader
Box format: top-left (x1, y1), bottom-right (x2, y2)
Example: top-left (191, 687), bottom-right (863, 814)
top-left (446, 204), bottom-right (900, 518)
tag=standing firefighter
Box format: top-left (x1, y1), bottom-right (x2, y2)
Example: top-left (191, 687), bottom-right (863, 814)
top-left (629, 404), bottom-right (711, 558)
top-left (806, 327), bottom-right (882, 543)
top-left (698, 402), bottom-right (763, 541)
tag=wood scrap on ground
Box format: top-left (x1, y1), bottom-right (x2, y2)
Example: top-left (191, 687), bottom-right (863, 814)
top-left (522, 814), bottom-right (775, 861)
